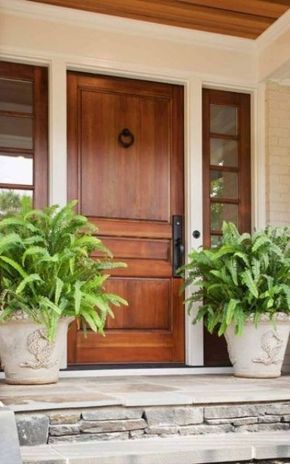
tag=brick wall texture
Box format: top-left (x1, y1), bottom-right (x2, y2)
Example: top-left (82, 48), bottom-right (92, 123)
top-left (265, 81), bottom-right (290, 372)
top-left (266, 81), bottom-right (290, 226)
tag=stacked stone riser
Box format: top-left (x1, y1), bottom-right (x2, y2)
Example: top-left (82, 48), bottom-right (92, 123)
top-left (16, 402), bottom-right (290, 446)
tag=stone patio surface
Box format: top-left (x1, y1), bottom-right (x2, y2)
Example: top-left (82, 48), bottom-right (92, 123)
top-left (1, 374), bottom-right (290, 411)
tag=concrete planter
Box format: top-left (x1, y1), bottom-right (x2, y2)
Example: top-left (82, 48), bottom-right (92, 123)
top-left (225, 313), bottom-right (290, 378)
top-left (0, 316), bottom-right (73, 385)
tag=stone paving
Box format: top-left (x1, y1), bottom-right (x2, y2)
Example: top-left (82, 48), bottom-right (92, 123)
top-left (2, 374), bottom-right (290, 462)
top-left (1, 374), bottom-right (290, 411)
top-left (1, 374), bottom-right (290, 447)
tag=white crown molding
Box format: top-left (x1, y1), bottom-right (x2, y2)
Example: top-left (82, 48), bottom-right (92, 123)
top-left (255, 9), bottom-right (290, 52)
top-left (0, 0), bottom-right (254, 53)
top-left (0, 46), bottom-right (258, 88)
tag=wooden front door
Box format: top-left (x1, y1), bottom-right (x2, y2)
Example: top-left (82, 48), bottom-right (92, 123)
top-left (67, 72), bottom-right (185, 365)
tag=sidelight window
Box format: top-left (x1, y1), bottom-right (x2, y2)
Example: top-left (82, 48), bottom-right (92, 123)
top-left (0, 62), bottom-right (48, 216)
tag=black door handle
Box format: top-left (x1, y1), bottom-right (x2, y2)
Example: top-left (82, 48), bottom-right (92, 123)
top-left (172, 215), bottom-right (184, 277)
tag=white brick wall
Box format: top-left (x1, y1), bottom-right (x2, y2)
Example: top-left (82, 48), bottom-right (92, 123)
top-left (266, 82), bottom-right (290, 226)
top-left (265, 81), bottom-right (290, 372)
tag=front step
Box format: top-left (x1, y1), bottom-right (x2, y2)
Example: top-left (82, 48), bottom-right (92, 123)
top-left (21, 431), bottom-right (290, 464)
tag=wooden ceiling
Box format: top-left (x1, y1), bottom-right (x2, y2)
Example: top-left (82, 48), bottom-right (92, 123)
top-left (29, 0), bottom-right (290, 39)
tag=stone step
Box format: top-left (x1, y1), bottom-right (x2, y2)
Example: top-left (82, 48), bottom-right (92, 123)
top-left (21, 431), bottom-right (290, 464)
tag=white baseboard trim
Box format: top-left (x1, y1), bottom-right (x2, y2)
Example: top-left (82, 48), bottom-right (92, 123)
top-left (0, 366), bottom-right (233, 380)
top-left (58, 367), bottom-right (234, 377)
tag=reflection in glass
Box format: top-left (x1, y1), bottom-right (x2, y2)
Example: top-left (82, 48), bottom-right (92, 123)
top-left (210, 138), bottom-right (238, 167)
top-left (0, 78), bottom-right (33, 113)
top-left (0, 155), bottom-right (33, 185)
top-left (211, 235), bottom-right (221, 248)
top-left (210, 104), bottom-right (237, 136)
top-left (0, 189), bottom-right (33, 217)
top-left (0, 115), bottom-right (33, 149)
top-left (211, 203), bottom-right (238, 230)
top-left (210, 171), bottom-right (238, 200)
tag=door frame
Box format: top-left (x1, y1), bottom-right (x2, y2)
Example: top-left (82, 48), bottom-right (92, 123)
top-left (0, 51), bottom-right (265, 368)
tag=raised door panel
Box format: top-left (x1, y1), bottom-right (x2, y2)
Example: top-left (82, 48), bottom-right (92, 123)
top-left (80, 90), bottom-right (170, 222)
top-left (105, 278), bottom-right (171, 330)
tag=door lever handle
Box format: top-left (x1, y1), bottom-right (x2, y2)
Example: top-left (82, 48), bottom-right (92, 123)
top-left (176, 237), bottom-right (185, 255)
top-left (172, 215), bottom-right (184, 277)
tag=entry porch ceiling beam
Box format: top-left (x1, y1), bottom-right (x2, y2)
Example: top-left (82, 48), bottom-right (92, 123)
top-left (29, 0), bottom-right (290, 39)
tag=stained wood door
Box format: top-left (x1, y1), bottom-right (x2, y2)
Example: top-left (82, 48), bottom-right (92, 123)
top-left (67, 72), bottom-right (185, 365)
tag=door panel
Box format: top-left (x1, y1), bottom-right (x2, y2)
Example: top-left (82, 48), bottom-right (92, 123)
top-left (105, 278), bottom-right (171, 330)
top-left (67, 73), bottom-right (184, 364)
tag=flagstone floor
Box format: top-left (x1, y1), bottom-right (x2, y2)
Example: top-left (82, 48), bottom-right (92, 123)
top-left (1, 374), bottom-right (290, 411)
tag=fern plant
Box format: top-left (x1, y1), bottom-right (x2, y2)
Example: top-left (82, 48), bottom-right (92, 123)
top-left (182, 222), bottom-right (290, 336)
top-left (0, 200), bottom-right (127, 340)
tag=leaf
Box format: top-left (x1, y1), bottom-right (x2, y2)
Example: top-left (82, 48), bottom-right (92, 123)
top-left (39, 297), bottom-right (62, 315)
top-left (251, 258), bottom-right (260, 282)
top-left (55, 278), bottom-right (64, 305)
top-left (96, 260), bottom-right (127, 270)
top-left (0, 256), bottom-right (27, 278)
top-left (226, 259), bottom-right (238, 286)
top-left (282, 285), bottom-right (290, 309)
top-left (252, 235), bottom-right (271, 252)
top-left (22, 246), bottom-right (49, 266)
top-left (225, 299), bottom-right (239, 325)
top-left (241, 270), bottom-right (259, 298)
top-left (91, 295), bottom-right (110, 313)
top-left (16, 274), bottom-right (42, 295)
top-left (0, 233), bottom-right (22, 254)
top-left (74, 281), bottom-right (82, 315)
top-left (105, 293), bottom-right (128, 307)
top-left (81, 310), bottom-right (104, 333)
top-left (0, 217), bottom-right (37, 232)
top-left (233, 252), bottom-right (249, 267)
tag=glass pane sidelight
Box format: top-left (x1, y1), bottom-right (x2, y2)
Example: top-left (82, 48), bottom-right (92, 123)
top-left (0, 61), bottom-right (48, 211)
top-left (210, 235), bottom-right (221, 247)
top-left (0, 188), bottom-right (33, 217)
top-left (203, 89), bottom-right (251, 247)
top-left (210, 104), bottom-right (237, 136)
top-left (210, 138), bottom-right (238, 167)
top-left (211, 203), bottom-right (239, 230)
top-left (0, 115), bottom-right (33, 149)
top-left (0, 154), bottom-right (33, 185)
top-left (203, 89), bottom-right (251, 367)
top-left (0, 78), bottom-right (33, 113)
top-left (210, 171), bottom-right (238, 199)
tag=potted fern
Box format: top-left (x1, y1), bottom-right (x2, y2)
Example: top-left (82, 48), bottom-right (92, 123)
top-left (183, 222), bottom-right (290, 378)
top-left (0, 200), bottom-right (127, 384)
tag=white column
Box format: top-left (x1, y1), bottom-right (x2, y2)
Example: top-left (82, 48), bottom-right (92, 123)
top-left (184, 77), bottom-right (204, 366)
top-left (49, 59), bottom-right (68, 368)
top-left (49, 59), bottom-right (67, 206)
top-left (252, 83), bottom-right (267, 230)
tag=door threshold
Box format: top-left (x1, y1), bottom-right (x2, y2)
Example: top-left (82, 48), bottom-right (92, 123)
top-left (59, 366), bottom-right (234, 378)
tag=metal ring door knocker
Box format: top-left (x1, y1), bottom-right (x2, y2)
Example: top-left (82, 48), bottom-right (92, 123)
top-left (118, 128), bottom-right (135, 148)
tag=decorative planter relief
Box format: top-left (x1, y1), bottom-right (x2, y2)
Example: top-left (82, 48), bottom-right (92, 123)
top-left (225, 314), bottom-right (290, 378)
top-left (0, 317), bottom-right (72, 385)
top-left (20, 328), bottom-right (56, 370)
top-left (252, 330), bottom-right (283, 366)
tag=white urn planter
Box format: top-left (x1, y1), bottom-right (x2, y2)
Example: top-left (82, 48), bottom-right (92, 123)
top-left (0, 315), bottom-right (73, 385)
top-left (225, 313), bottom-right (290, 378)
